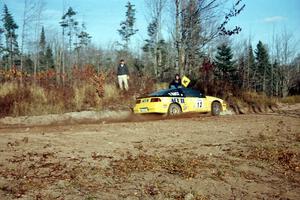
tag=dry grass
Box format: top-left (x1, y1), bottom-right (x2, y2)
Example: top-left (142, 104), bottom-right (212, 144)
top-left (103, 84), bottom-right (120, 101)
top-left (281, 95), bottom-right (300, 104)
top-left (0, 64), bottom-right (160, 117)
top-left (0, 72), bottom-right (156, 117)
top-left (0, 82), bottom-right (103, 117)
top-left (72, 83), bottom-right (101, 111)
top-left (227, 91), bottom-right (278, 114)
top-left (0, 82), bottom-right (19, 97)
top-left (241, 91), bottom-right (277, 107)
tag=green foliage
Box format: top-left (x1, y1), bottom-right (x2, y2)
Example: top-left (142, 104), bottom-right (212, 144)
top-left (39, 27), bottom-right (46, 70)
top-left (23, 54), bottom-right (34, 73)
top-left (60, 7), bottom-right (79, 52)
top-left (118, 1), bottom-right (138, 49)
top-left (0, 27), bottom-right (4, 57)
top-left (75, 23), bottom-right (91, 49)
top-left (143, 19), bottom-right (158, 54)
top-left (247, 45), bottom-right (255, 72)
top-left (1, 4), bottom-right (19, 68)
top-left (45, 45), bottom-right (54, 69)
top-left (214, 43), bottom-right (236, 81)
top-left (255, 41), bottom-right (271, 94)
top-left (39, 26), bottom-right (46, 51)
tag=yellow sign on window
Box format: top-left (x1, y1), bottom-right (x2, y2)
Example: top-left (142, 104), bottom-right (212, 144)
top-left (181, 75), bottom-right (190, 87)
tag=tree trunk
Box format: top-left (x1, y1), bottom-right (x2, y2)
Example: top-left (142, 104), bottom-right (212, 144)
top-left (175, 0), bottom-right (181, 74)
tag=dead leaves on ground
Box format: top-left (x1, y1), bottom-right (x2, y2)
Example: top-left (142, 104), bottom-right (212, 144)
top-left (110, 152), bottom-right (210, 180)
top-left (0, 149), bottom-right (211, 199)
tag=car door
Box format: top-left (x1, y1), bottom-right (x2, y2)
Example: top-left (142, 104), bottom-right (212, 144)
top-left (182, 89), bottom-right (208, 112)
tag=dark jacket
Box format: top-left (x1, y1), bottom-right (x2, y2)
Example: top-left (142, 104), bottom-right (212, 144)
top-left (117, 64), bottom-right (129, 75)
top-left (169, 79), bottom-right (182, 88)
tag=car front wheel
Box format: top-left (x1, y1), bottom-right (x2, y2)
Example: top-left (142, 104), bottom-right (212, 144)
top-left (211, 101), bottom-right (221, 116)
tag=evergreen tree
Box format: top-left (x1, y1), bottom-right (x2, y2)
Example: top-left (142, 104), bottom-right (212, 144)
top-left (246, 44), bottom-right (256, 89)
top-left (74, 23), bottom-right (91, 66)
top-left (38, 26), bottom-right (46, 70)
top-left (60, 7), bottom-right (79, 52)
top-left (214, 43), bottom-right (236, 82)
top-left (1, 4), bottom-right (19, 68)
top-left (143, 19), bottom-right (158, 54)
top-left (74, 23), bottom-right (92, 65)
top-left (255, 41), bottom-right (271, 94)
top-left (23, 54), bottom-right (34, 73)
top-left (39, 26), bottom-right (46, 52)
top-left (45, 45), bottom-right (54, 70)
top-left (75, 23), bottom-right (91, 49)
top-left (272, 59), bottom-right (280, 96)
top-left (118, 1), bottom-right (138, 50)
top-left (0, 27), bottom-right (4, 66)
top-left (143, 18), bottom-right (159, 75)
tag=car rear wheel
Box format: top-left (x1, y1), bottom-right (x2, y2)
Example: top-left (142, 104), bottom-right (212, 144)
top-left (168, 103), bottom-right (182, 115)
top-left (211, 101), bottom-right (221, 116)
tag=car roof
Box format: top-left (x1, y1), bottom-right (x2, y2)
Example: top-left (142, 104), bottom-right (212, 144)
top-left (148, 87), bottom-right (203, 97)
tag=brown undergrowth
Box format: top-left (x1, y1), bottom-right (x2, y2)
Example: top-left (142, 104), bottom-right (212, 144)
top-left (0, 67), bottom-right (156, 117)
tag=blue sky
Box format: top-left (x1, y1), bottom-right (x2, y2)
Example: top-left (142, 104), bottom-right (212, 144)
top-left (228, 0), bottom-right (300, 47)
top-left (0, 0), bottom-right (299, 52)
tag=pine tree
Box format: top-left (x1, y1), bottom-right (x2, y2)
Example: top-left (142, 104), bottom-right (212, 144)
top-left (143, 18), bottom-right (159, 75)
top-left (74, 22), bottom-right (91, 66)
top-left (255, 41), bottom-right (271, 94)
top-left (143, 19), bottom-right (157, 54)
top-left (246, 44), bottom-right (256, 89)
top-left (118, 1), bottom-right (138, 50)
top-left (38, 26), bottom-right (46, 70)
top-left (60, 7), bottom-right (79, 52)
top-left (45, 45), bottom-right (54, 70)
top-left (75, 23), bottom-right (91, 49)
top-left (214, 43), bottom-right (236, 82)
top-left (1, 4), bottom-right (19, 69)
top-left (272, 59), bottom-right (280, 96)
top-left (0, 27), bottom-right (4, 64)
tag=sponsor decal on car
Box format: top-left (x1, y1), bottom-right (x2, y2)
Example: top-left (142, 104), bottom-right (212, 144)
top-left (171, 98), bottom-right (185, 104)
top-left (168, 91), bottom-right (180, 96)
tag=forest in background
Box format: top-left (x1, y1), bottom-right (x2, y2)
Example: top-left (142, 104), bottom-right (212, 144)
top-left (0, 0), bottom-right (299, 117)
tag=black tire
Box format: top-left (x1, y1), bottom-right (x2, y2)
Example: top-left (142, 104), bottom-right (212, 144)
top-left (211, 101), bottom-right (221, 116)
top-left (168, 103), bottom-right (182, 115)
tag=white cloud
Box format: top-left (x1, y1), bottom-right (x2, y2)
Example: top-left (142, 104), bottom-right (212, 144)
top-left (263, 16), bottom-right (286, 23)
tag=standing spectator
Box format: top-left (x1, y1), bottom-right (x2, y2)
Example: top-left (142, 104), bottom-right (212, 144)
top-left (117, 59), bottom-right (129, 91)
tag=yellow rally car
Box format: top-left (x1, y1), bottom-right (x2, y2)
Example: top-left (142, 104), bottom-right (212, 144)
top-left (133, 88), bottom-right (227, 116)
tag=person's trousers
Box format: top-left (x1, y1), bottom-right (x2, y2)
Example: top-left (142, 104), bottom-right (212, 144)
top-left (118, 75), bottom-right (129, 90)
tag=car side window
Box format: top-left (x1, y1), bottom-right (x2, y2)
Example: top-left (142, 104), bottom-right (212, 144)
top-left (183, 88), bottom-right (204, 98)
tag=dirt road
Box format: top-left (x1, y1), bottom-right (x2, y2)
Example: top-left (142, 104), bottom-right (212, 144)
top-left (0, 106), bottom-right (299, 200)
